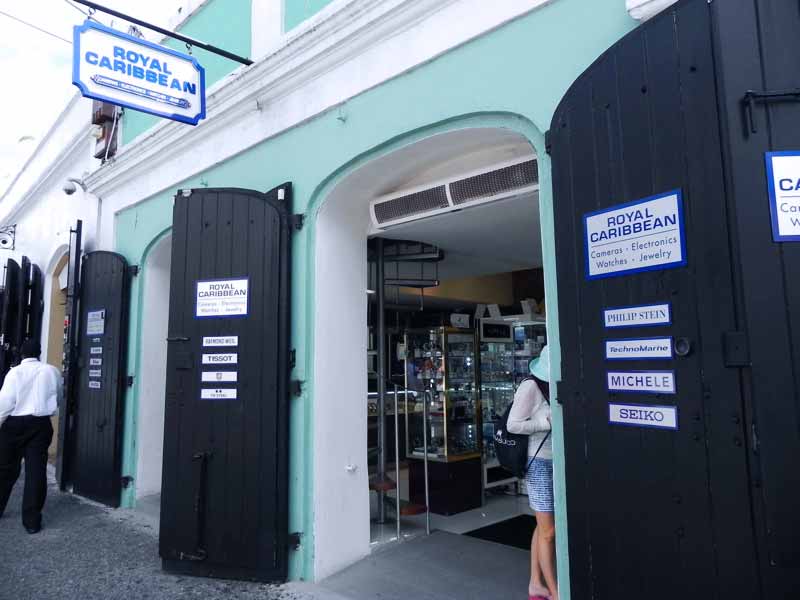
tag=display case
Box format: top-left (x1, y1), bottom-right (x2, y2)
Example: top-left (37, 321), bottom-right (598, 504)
top-left (479, 317), bottom-right (547, 492)
top-left (403, 328), bottom-right (480, 463)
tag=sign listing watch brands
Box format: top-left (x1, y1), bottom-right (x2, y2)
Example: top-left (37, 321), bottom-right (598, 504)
top-left (584, 190), bottom-right (687, 280)
top-left (72, 20), bottom-right (206, 125)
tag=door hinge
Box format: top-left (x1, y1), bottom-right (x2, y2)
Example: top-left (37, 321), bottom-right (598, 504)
top-left (289, 349), bottom-right (296, 370)
top-left (723, 331), bottom-right (750, 367)
top-left (291, 380), bottom-right (304, 396)
top-left (544, 129), bottom-right (552, 155)
top-left (128, 265), bottom-right (140, 277)
top-left (121, 475), bottom-right (134, 489)
top-left (126, 375), bottom-right (134, 387)
top-left (288, 531), bottom-right (303, 550)
top-left (289, 214), bottom-right (305, 231)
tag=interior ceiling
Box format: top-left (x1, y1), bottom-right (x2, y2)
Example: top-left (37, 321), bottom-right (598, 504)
top-left (379, 190), bottom-right (541, 281)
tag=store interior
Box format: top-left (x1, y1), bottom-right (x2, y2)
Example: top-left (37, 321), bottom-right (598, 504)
top-left (364, 156), bottom-right (547, 551)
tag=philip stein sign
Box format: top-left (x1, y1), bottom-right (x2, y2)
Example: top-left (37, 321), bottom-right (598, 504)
top-left (72, 21), bottom-right (206, 125)
top-left (584, 190), bottom-right (686, 280)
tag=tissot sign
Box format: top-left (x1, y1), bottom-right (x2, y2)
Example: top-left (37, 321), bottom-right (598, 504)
top-left (72, 21), bottom-right (206, 125)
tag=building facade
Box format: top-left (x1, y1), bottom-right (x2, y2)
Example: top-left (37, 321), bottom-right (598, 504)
top-left (3, 0), bottom-right (798, 598)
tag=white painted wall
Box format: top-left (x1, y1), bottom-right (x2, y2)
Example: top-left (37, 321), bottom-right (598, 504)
top-left (136, 234), bottom-right (172, 499)
top-left (626, 0), bottom-right (678, 20)
top-left (0, 94), bottom-right (99, 360)
top-left (251, 0), bottom-right (284, 59)
top-left (313, 182), bottom-right (372, 580)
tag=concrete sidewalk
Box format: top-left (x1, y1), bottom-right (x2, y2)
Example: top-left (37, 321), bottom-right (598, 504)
top-left (0, 472), bottom-right (342, 600)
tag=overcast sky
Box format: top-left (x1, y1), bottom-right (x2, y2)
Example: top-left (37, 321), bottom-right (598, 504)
top-left (0, 0), bottom-right (183, 195)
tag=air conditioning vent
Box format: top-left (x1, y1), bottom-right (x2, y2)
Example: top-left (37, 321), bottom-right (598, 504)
top-left (372, 185), bottom-right (449, 225)
top-left (370, 156), bottom-right (538, 229)
top-left (449, 159), bottom-right (538, 205)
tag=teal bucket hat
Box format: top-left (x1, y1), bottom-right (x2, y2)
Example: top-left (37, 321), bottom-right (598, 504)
top-left (529, 345), bottom-right (550, 382)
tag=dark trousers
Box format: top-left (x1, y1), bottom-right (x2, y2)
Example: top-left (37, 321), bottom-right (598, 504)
top-left (0, 416), bottom-right (53, 528)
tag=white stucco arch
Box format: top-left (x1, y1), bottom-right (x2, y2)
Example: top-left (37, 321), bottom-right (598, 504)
top-left (135, 232), bottom-right (172, 499)
top-left (311, 124), bottom-right (536, 579)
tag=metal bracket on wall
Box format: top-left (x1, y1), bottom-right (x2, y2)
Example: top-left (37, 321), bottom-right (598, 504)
top-left (290, 380), bottom-right (304, 396)
top-left (121, 475), bottom-right (134, 489)
top-left (126, 375), bottom-right (135, 387)
top-left (288, 214), bottom-right (305, 231)
top-left (742, 89), bottom-right (800, 135)
top-left (288, 532), bottom-right (303, 550)
top-left (128, 265), bottom-right (140, 277)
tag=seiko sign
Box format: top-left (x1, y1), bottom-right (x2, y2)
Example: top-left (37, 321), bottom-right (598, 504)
top-left (72, 21), bottom-right (206, 125)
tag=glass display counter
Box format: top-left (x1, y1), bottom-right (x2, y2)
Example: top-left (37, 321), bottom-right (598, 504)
top-left (478, 317), bottom-right (547, 492)
top-left (404, 327), bottom-right (483, 515)
top-left (404, 328), bottom-right (480, 463)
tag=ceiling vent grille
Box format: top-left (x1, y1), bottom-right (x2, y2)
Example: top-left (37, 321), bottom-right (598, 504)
top-left (370, 156), bottom-right (538, 229)
top-left (372, 185), bottom-right (449, 225)
top-left (450, 159), bottom-right (538, 205)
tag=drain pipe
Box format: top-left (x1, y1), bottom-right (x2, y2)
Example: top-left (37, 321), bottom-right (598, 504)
top-left (376, 237), bottom-right (387, 524)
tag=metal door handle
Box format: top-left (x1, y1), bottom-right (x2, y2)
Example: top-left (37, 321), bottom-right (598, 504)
top-left (166, 336), bottom-right (190, 342)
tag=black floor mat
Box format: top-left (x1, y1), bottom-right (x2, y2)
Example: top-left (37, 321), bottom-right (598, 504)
top-left (463, 514), bottom-right (537, 551)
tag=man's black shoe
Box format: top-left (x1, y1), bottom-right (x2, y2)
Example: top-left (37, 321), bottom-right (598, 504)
top-left (25, 525), bottom-right (41, 534)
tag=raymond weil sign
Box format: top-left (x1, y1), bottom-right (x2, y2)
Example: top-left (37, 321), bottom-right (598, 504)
top-left (72, 21), bottom-right (206, 125)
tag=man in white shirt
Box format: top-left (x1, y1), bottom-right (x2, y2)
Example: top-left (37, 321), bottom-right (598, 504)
top-left (0, 339), bottom-right (62, 533)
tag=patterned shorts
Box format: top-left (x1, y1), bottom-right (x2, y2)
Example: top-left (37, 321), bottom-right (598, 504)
top-left (526, 458), bottom-right (554, 513)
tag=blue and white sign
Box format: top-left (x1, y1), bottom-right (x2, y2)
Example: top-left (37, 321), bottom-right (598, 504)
top-left (609, 402), bottom-right (678, 430)
top-left (73, 21), bottom-right (206, 125)
top-left (603, 303), bottom-right (671, 329)
top-left (765, 151), bottom-right (800, 241)
top-left (607, 370), bottom-right (676, 394)
top-left (196, 278), bottom-right (248, 318)
top-left (605, 337), bottom-right (673, 360)
top-left (584, 190), bottom-right (686, 280)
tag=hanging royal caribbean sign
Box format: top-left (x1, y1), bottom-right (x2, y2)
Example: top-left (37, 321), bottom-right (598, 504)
top-left (72, 21), bottom-right (206, 125)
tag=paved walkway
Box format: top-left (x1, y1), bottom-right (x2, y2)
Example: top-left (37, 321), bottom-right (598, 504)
top-left (0, 471), bottom-right (339, 600)
top-left (0, 471), bottom-right (530, 600)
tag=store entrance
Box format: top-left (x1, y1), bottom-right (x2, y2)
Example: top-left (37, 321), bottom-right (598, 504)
top-left (365, 158), bottom-right (548, 551)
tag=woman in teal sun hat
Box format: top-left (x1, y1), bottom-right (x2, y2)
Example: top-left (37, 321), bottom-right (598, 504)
top-left (507, 345), bottom-right (558, 600)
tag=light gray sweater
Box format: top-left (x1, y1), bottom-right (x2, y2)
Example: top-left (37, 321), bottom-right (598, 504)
top-left (506, 379), bottom-right (552, 460)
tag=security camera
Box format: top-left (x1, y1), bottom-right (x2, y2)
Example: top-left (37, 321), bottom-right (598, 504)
top-left (63, 177), bottom-right (86, 195)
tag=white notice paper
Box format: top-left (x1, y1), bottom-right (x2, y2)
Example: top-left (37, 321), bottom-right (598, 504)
top-left (89, 369), bottom-right (102, 377)
top-left (90, 346), bottom-right (103, 354)
top-left (202, 371), bottom-right (238, 383)
top-left (605, 337), bottom-right (673, 360)
top-left (603, 303), bottom-right (671, 328)
top-left (86, 310), bottom-right (105, 336)
top-left (89, 381), bottom-right (101, 389)
top-left (202, 336), bottom-right (239, 347)
top-left (201, 353), bottom-right (237, 365)
top-left (201, 388), bottom-right (237, 400)
top-left (609, 403), bottom-right (678, 430)
top-left (607, 371), bottom-right (676, 394)
top-left (584, 190), bottom-right (686, 279)
top-left (90, 358), bottom-right (102, 366)
top-left (196, 278), bottom-right (248, 318)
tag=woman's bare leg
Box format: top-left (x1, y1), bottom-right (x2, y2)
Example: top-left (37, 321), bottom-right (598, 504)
top-left (535, 511), bottom-right (558, 600)
top-left (529, 527), bottom-right (550, 597)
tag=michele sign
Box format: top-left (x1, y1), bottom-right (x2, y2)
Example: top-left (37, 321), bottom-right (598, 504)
top-left (72, 20), bottom-right (206, 125)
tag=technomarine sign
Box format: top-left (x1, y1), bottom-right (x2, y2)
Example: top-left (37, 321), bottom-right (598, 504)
top-left (72, 21), bottom-right (206, 125)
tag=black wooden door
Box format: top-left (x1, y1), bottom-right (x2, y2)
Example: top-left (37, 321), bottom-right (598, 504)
top-left (712, 0), bottom-right (800, 595)
top-left (549, 1), bottom-right (758, 598)
top-left (159, 186), bottom-right (292, 582)
top-left (57, 220), bottom-right (82, 490)
top-left (70, 251), bottom-right (131, 507)
top-left (0, 259), bottom-right (22, 386)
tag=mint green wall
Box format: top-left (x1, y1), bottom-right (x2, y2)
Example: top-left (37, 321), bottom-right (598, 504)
top-left (284, 0), bottom-right (334, 31)
top-left (115, 0), bottom-right (635, 590)
top-left (122, 0), bottom-right (252, 144)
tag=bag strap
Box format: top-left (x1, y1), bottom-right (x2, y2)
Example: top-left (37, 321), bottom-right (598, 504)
top-left (530, 430), bottom-right (551, 462)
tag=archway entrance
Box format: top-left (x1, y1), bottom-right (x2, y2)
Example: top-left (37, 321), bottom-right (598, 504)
top-left (313, 125), bottom-right (558, 594)
top-left (45, 253), bottom-right (69, 463)
top-left (135, 234), bottom-right (172, 514)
